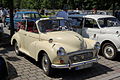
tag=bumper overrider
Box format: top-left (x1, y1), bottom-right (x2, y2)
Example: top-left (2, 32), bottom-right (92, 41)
top-left (51, 49), bottom-right (99, 69)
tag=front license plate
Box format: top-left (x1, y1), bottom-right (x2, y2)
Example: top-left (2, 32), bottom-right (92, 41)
top-left (75, 63), bottom-right (92, 70)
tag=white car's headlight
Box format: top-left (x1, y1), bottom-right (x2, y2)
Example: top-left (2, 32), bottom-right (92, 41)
top-left (57, 47), bottom-right (66, 56)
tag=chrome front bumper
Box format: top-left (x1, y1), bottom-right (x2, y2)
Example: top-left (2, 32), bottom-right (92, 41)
top-left (51, 58), bottom-right (98, 69)
top-left (51, 49), bottom-right (99, 69)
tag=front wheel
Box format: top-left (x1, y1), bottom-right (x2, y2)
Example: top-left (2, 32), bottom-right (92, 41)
top-left (41, 53), bottom-right (53, 76)
top-left (14, 42), bottom-right (21, 56)
top-left (102, 43), bottom-right (117, 60)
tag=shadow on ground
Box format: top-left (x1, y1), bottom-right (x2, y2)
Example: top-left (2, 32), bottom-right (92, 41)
top-left (22, 53), bottom-right (113, 80)
top-left (0, 32), bottom-right (12, 55)
top-left (7, 62), bottom-right (18, 80)
top-left (0, 44), bottom-right (14, 55)
top-left (49, 63), bottom-right (113, 80)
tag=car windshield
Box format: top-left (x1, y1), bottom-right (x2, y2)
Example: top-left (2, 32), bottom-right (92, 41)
top-left (38, 19), bottom-right (72, 33)
top-left (24, 13), bottom-right (40, 19)
top-left (98, 17), bottom-right (120, 28)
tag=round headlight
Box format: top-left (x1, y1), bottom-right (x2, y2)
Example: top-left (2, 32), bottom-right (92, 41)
top-left (57, 47), bottom-right (66, 56)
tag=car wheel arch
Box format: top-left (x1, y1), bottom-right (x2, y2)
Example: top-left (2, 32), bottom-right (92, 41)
top-left (37, 50), bottom-right (51, 67)
top-left (100, 40), bottom-right (117, 56)
top-left (37, 50), bottom-right (46, 61)
top-left (12, 39), bottom-right (17, 46)
top-left (101, 40), bottom-right (118, 59)
top-left (101, 40), bottom-right (117, 50)
top-left (37, 50), bottom-right (52, 62)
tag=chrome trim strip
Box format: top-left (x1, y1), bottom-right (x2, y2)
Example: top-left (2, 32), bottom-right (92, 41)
top-left (67, 49), bottom-right (95, 56)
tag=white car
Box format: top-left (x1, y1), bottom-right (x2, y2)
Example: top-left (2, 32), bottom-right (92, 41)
top-left (68, 14), bottom-right (120, 59)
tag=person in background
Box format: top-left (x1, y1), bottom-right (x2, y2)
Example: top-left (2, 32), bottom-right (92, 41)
top-left (0, 7), bottom-right (8, 27)
top-left (92, 8), bottom-right (97, 14)
top-left (41, 8), bottom-right (45, 15)
top-left (115, 11), bottom-right (118, 18)
top-left (56, 5), bottom-right (68, 26)
top-left (0, 7), bottom-right (2, 23)
top-left (74, 8), bottom-right (79, 12)
top-left (44, 9), bottom-right (49, 16)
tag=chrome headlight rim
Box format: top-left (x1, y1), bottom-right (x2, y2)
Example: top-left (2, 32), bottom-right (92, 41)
top-left (57, 47), bottom-right (66, 56)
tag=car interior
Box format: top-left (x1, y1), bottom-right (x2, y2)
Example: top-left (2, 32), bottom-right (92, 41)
top-left (17, 21), bottom-right (38, 33)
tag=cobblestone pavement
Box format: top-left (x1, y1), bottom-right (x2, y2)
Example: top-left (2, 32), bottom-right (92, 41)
top-left (1, 45), bottom-right (120, 80)
top-left (1, 27), bottom-right (120, 80)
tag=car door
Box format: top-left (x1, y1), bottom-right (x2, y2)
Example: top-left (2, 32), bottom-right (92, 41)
top-left (24, 21), bottom-right (40, 57)
top-left (17, 21), bottom-right (27, 50)
top-left (82, 18), bottom-right (100, 41)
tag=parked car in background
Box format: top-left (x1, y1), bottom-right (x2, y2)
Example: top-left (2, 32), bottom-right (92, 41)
top-left (0, 56), bottom-right (8, 80)
top-left (11, 17), bottom-right (100, 76)
top-left (68, 14), bottom-right (120, 59)
top-left (97, 11), bottom-right (112, 15)
top-left (5, 11), bottom-right (41, 30)
top-left (68, 11), bottom-right (82, 15)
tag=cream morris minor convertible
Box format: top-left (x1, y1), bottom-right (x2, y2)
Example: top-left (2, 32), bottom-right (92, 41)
top-left (11, 17), bottom-right (100, 76)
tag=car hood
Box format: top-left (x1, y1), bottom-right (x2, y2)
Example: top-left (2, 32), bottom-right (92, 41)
top-left (101, 27), bottom-right (120, 34)
top-left (41, 31), bottom-right (87, 52)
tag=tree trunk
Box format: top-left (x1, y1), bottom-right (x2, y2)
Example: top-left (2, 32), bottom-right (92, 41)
top-left (9, 0), bottom-right (15, 37)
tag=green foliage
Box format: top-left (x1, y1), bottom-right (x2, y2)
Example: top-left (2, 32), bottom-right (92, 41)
top-left (0, 0), bottom-right (119, 10)
top-left (41, 15), bottom-right (50, 18)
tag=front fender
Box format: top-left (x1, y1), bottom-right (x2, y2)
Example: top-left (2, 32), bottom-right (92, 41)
top-left (11, 33), bottom-right (21, 47)
top-left (35, 41), bottom-right (58, 62)
top-left (98, 34), bottom-right (120, 50)
top-left (83, 38), bottom-right (96, 49)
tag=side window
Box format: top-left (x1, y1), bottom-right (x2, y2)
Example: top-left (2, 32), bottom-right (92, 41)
top-left (17, 14), bottom-right (23, 19)
top-left (84, 18), bottom-right (98, 28)
top-left (14, 14), bottom-right (18, 19)
top-left (69, 17), bottom-right (83, 28)
top-left (17, 21), bottom-right (26, 31)
top-left (33, 24), bottom-right (39, 33)
top-left (26, 21), bottom-right (38, 33)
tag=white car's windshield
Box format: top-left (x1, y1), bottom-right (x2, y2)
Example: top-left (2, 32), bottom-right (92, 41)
top-left (38, 19), bottom-right (72, 33)
top-left (98, 17), bottom-right (120, 28)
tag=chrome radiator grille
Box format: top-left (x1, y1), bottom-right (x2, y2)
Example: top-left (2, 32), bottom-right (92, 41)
top-left (69, 52), bottom-right (94, 63)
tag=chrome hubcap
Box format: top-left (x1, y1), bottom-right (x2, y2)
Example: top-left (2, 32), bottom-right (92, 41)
top-left (42, 55), bottom-right (49, 72)
top-left (104, 46), bottom-right (114, 58)
top-left (15, 43), bottom-right (19, 54)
